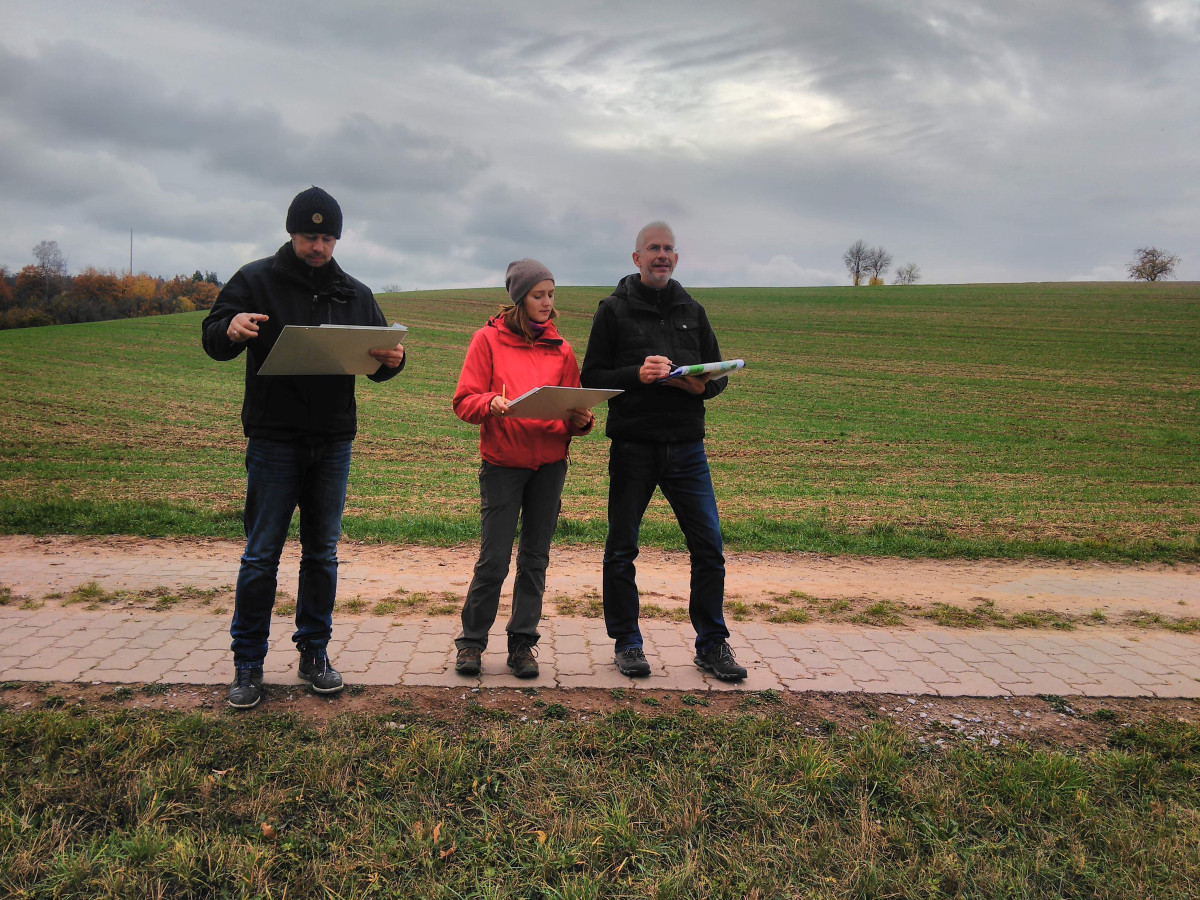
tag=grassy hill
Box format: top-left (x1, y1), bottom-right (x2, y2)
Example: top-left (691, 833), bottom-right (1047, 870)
top-left (0, 280), bottom-right (1196, 560)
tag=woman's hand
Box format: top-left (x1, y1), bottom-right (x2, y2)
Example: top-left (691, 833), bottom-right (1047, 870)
top-left (489, 394), bottom-right (510, 417)
top-left (568, 408), bottom-right (594, 429)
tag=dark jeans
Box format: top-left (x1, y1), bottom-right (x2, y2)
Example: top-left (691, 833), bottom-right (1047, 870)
top-left (456, 459), bottom-right (568, 650)
top-left (230, 437), bottom-right (352, 668)
top-left (603, 439), bottom-right (729, 653)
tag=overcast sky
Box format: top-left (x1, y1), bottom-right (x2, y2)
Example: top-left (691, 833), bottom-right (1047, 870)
top-left (2, 0), bottom-right (1197, 289)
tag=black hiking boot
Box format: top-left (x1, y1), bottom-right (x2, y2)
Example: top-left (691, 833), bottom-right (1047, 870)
top-left (614, 646), bottom-right (651, 677)
top-left (694, 641), bottom-right (747, 682)
top-left (228, 667), bottom-right (264, 709)
top-left (298, 647), bottom-right (344, 694)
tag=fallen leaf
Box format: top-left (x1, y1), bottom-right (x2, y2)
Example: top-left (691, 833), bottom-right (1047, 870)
top-left (261, 823), bottom-right (277, 840)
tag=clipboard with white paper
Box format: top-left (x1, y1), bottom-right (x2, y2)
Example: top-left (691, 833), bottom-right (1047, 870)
top-left (504, 386), bottom-right (622, 421)
top-left (256, 324), bottom-right (408, 376)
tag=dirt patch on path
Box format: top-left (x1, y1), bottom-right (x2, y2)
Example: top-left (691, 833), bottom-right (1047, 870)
top-left (2, 535), bottom-right (1197, 632)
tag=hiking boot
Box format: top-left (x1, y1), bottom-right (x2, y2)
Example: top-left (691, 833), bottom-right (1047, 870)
top-left (694, 641), bottom-right (747, 682)
top-left (228, 667), bottom-right (264, 709)
top-left (298, 647), bottom-right (344, 694)
top-left (614, 646), bottom-right (651, 678)
top-left (506, 640), bottom-right (539, 679)
top-left (455, 647), bottom-right (482, 676)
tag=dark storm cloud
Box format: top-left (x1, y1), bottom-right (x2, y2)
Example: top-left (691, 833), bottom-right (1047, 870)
top-left (0, 42), bottom-right (485, 195)
top-left (2, 1), bottom-right (1197, 285)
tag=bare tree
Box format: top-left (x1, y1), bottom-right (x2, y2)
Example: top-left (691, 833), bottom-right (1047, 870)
top-left (864, 245), bottom-right (893, 283)
top-left (32, 240), bottom-right (67, 275)
top-left (843, 239), bottom-right (869, 286)
top-left (1127, 247), bottom-right (1179, 282)
top-left (893, 262), bottom-right (921, 285)
top-left (31, 240), bottom-right (69, 300)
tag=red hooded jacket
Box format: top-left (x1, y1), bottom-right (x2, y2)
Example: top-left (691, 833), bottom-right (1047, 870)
top-left (453, 315), bottom-right (592, 469)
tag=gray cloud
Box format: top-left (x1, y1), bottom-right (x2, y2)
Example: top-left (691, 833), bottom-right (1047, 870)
top-left (1, 0), bottom-right (1196, 288)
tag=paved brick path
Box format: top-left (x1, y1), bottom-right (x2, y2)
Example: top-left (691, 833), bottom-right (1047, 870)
top-left (1, 538), bottom-right (1198, 697)
top-left (3, 605), bottom-right (1199, 697)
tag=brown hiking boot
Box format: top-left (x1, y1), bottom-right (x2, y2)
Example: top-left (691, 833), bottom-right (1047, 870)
top-left (455, 647), bottom-right (482, 676)
top-left (506, 640), bottom-right (539, 679)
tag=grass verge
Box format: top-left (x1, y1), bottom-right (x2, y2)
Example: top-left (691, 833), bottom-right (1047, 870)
top-left (1, 705), bottom-right (1197, 898)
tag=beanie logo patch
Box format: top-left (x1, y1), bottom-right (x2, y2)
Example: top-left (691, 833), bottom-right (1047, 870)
top-left (312, 213), bottom-right (324, 224)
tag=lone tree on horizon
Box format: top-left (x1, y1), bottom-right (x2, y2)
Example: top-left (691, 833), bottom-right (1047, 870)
top-left (843, 239), bottom-right (869, 286)
top-left (1127, 246), bottom-right (1179, 282)
top-left (893, 262), bottom-right (921, 284)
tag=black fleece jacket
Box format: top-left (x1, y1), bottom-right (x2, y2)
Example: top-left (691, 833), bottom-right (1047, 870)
top-left (580, 274), bottom-right (725, 442)
top-left (201, 243), bottom-right (403, 443)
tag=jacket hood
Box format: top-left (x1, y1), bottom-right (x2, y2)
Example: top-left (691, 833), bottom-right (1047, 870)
top-left (612, 273), bottom-right (688, 310)
top-left (485, 312), bottom-right (564, 346)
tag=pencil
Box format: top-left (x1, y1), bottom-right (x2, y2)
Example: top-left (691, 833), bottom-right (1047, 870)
top-left (502, 384), bottom-right (506, 401)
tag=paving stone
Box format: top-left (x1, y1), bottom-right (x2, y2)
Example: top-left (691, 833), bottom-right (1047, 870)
top-left (555, 653), bottom-right (593, 676)
top-left (1074, 675), bottom-right (1158, 697)
top-left (1149, 675), bottom-right (1200, 699)
top-left (558, 668), bottom-right (636, 690)
top-left (403, 671), bottom-right (461, 687)
top-left (809, 637), bottom-right (859, 660)
top-left (764, 657), bottom-right (811, 680)
top-left (646, 665), bottom-right (709, 692)
top-left (863, 672), bottom-right (932, 694)
top-left (927, 674), bottom-right (1008, 696)
top-left (805, 672), bottom-right (861, 692)
top-left (375, 642), bottom-right (416, 664)
top-left (407, 651), bottom-right (452, 675)
top-left (360, 662), bottom-right (409, 685)
top-left (857, 650), bottom-right (906, 673)
top-left (334, 652), bottom-right (376, 675)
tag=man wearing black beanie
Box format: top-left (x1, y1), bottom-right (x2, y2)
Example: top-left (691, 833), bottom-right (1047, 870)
top-left (201, 186), bottom-right (406, 709)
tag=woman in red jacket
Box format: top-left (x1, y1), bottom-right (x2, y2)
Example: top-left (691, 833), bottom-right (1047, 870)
top-left (451, 259), bottom-right (594, 678)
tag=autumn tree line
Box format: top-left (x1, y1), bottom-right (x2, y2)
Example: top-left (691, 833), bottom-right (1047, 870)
top-left (0, 241), bottom-right (221, 330)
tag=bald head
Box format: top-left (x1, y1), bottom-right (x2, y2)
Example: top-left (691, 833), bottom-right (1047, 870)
top-left (635, 220), bottom-right (675, 252)
top-left (633, 222), bottom-right (678, 289)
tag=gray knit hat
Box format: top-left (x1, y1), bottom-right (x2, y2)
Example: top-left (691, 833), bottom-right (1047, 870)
top-left (286, 186), bottom-right (343, 238)
top-left (505, 258), bottom-right (554, 304)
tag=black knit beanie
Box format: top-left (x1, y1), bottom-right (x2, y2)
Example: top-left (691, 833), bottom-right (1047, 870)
top-left (505, 258), bottom-right (554, 304)
top-left (286, 186), bottom-right (343, 238)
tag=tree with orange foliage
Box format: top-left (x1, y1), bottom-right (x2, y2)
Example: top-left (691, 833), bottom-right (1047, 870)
top-left (0, 267), bottom-right (14, 311)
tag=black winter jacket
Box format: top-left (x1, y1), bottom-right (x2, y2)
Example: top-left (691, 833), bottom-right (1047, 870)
top-left (201, 243), bottom-right (403, 442)
top-left (580, 274), bottom-right (725, 442)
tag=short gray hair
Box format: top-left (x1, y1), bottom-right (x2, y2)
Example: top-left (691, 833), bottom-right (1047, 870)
top-left (635, 221), bottom-right (675, 252)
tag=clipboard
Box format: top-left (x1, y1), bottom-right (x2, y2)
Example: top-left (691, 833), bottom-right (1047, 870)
top-left (658, 358), bottom-right (745, 381)
top-left (257, 324), bottom-right (408, 376)
top-left (505, 386), bottom-right (623, 421)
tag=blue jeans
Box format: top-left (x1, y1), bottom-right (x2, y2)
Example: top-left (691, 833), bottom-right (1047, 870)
top-left (603, 439), bottom-right (729, 653)
top-left (456, 460), bottom-right (567, 650)
top-left (230, 438), bottom-right (352, 668)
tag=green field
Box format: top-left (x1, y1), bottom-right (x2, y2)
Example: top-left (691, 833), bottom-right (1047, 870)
top-left (0, 281), bottom-right (1197, 560)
